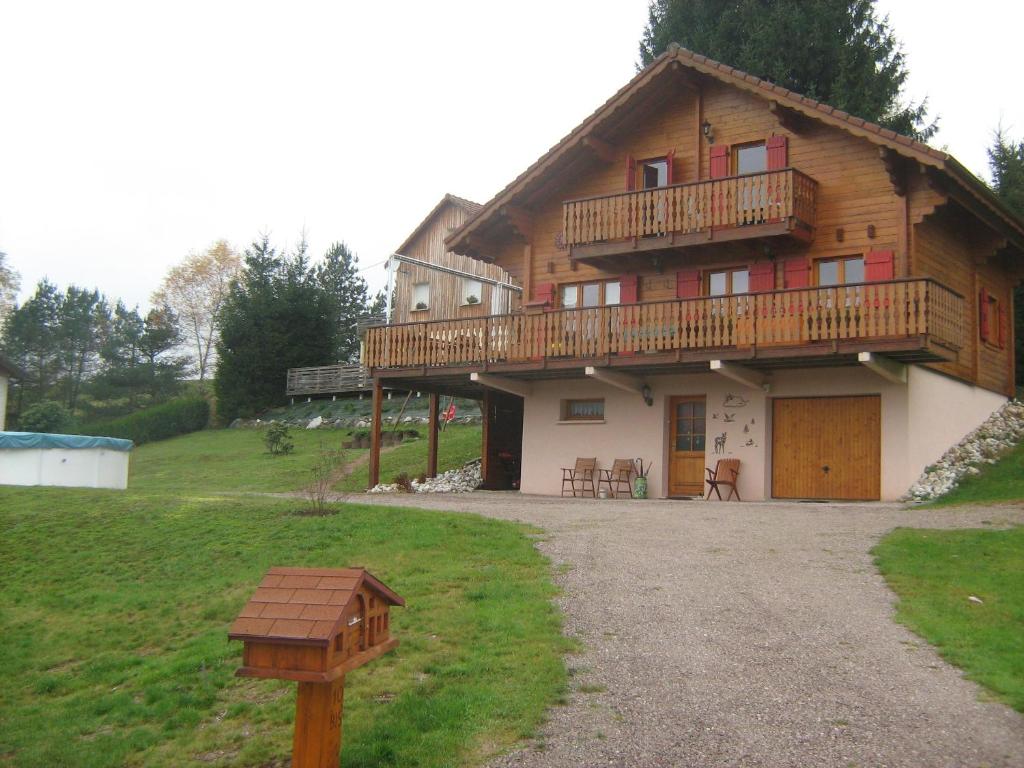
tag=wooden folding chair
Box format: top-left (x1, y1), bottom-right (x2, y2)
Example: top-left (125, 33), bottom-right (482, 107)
top-left (561, 457), bottom-right (597, 497)
top-left (599, 458), bottom-right (636, 498)
top-left (705, 458), bottom-right (741, 501)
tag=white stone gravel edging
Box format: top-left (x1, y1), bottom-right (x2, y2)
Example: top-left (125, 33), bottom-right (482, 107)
top-left (367, 458), bottom-right (483, 494)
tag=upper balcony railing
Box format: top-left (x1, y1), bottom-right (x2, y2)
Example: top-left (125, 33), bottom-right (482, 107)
top-left (364, 278), bottom-right (963, 371)
top-left (563, 168), bottom-right (817, 248)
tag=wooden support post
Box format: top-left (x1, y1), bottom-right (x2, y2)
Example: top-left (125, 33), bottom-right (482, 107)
top-left (368, 379), bottom-right (383, 489)
top-left (857, 352), bottom-right (907, 384)
top-left (480, 391), bottom-right (491, 489)
top-left (427, 392), bottom-right (439, 478)
top-left (292, 677), bottom-right (345, 768)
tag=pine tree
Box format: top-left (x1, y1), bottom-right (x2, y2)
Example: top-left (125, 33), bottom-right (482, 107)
top-left (639, 0), bottom-right (936, 140)
top-left (987, 128), bottom-right (1024, 387)
top-left (316, 242), bottom-right (370, 363)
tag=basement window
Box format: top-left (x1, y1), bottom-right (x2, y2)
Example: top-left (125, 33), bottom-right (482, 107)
top-left (560, 399), bottom-right (605, 422)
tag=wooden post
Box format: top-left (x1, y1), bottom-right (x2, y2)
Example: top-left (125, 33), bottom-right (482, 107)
top-left (480, 391), bottom-right (491, 489)
top-left (292, 677), bottom-right (345, 768)
top-left (368, 379), bottom-right (383, 489)
top-left (427, 393), bottom-right (440, 478)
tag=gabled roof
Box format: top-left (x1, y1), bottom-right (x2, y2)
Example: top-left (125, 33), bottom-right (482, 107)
top-left (447, 44), bottom-right (1024, 254)
top-left (395, 193), bottom-right (482, 256)
top-left (0, 352), bottom-right (25, 379)
top-left (228, 566), bottom-right (404, 646)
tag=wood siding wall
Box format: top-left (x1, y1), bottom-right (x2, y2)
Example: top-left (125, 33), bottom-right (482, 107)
top-left (393, 203), bottom-right (521, 324)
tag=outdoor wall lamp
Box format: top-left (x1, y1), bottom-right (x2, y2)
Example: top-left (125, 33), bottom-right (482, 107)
top-left (642, 384), bottom-right (653, 406)
top-left (702, 119), bottom-right (714, 143)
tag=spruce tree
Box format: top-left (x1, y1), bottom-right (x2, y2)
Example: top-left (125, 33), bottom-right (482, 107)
top-left (639, 0), bottom-right (936, 140)
top-left (987, 129), bottom-right (1024, 387)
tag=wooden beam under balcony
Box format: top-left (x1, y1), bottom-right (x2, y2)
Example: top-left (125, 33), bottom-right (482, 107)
top-left (585, 366), bottom-right (645, 395)
top-left (710, 360), bottom-right (769, 390)
top-left (469, 372), bottom-right (532, 398)
top-left (857, 352), bottom-right (907, 384)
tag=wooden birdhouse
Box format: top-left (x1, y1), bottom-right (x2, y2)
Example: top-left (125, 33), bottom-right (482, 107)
top-left (229, 567), bottom-right (404, 768)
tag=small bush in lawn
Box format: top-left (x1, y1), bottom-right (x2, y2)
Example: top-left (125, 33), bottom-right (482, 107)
top-left (392, 472), bottom-right (413, 492)
top-left (18, 401), bottom-right (73, 433)
top-left (78, 397), bottom-right (209, 445)
top-left (264, 423), bottom-right (294, 456)
top-left (304, 443), bottom-right (346, 514)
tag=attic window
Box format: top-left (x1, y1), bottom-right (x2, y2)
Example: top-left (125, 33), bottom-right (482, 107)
top-left (461, 278), bottom-right (482, 306)
top-left (412, 282), bottom-right (429, 311)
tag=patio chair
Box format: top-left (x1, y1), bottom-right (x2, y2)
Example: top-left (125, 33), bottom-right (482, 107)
top-left (561, 457), bottom-right (597, 498)
top-left (599, 458), bottom-right (636, 498)
top-left (705, 458), bottom-right (741, 501)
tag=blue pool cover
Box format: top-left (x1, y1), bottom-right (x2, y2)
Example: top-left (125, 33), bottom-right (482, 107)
top-left (0, 432), bottom-right (134, 452)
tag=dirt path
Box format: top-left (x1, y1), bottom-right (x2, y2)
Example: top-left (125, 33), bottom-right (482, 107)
top-left (355, 493), bottom-right (1024, 768)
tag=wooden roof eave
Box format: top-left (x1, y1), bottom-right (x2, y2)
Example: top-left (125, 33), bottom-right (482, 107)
top-left (397, 194), bottom-right (482, 256)
top-left (447, 44), bottom-right (1024, 257)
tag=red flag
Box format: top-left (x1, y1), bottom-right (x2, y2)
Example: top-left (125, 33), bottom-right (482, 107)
top-left (445, 403), bottom-right (457, 422)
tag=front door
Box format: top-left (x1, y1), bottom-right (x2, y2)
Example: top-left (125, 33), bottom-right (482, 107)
top-left (669, 396), bottom-right (707, 496)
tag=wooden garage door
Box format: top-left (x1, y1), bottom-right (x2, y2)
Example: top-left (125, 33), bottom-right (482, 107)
top-left (772, 396), bottom-right (880, 500)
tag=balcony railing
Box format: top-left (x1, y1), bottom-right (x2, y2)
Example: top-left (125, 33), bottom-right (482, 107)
top-left (363, 279), bottom-right (963, 371)
top-left (286, 363), bottom-right (371, 396)
top-left (563, 168), bottom-right (817, 248)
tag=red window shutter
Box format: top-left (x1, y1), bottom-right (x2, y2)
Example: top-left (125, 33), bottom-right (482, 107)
top-left (625, 154), bottom-right (636, 191)
top-left (998, 304), bottom-right (1007, 349)
top-left (766, 135), bottom-right (788, 171)
top-left (619, 274), bottom-right (639, 304)
top-left (749, 262), bottom-right (775, 292)
top-left (709, 144), bottom-right (729, 179)
top-left (783, 258), bottom-right (809, 289)
top-left (676, 269), bottom-right (701, 299)
top-left (666, 149), bottom-right (676, 185)
top-left (979, 288), bottom-right (990, 342)
top-left (864, 250), bottom-right (895, 282)
top-left (534, 282), bottom-right (554, 307)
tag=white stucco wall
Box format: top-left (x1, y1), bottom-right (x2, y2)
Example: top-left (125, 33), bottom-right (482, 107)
top-left (519, 364), bottom-right (1006, 502)
top-left (0, 373), bottom-right (8, 431)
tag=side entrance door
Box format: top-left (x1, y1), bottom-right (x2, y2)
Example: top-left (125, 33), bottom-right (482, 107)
top-left (669, 395), bottom-right (707, 496)
top-left (771, 395), bottom-right (881, 500)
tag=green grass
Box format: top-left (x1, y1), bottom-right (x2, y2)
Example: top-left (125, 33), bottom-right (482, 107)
top-left (339, 425), bottom-right (482, 492)
top-left (0, 426), bottom-right (566, 767)
top-left (926, 442), bottom-right (1024, 506)
top-left (872, 526), bottom-right (1024, 712)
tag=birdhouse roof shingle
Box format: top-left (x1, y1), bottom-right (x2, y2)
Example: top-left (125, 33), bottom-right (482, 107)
top-left (228, 567), bottom-right (404, 645)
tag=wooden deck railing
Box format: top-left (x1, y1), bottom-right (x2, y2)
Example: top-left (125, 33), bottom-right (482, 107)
top-left (563, 168), bottom-right (817, 247)
top-left (286, 363), bottom-right (371, 396)
top-left (364, 279), bottom-right (963, 371)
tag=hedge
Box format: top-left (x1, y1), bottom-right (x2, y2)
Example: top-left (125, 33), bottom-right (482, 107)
top-left (78, 397), bottom-right (210, 445)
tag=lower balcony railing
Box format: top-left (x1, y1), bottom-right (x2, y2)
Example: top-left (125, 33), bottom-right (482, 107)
top-left (363, 278), bottom-right (964, 370)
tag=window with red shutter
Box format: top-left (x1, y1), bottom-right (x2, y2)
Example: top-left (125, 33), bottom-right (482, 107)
top-left (748, 262), bottom-right (775, 292)
top-left (619, 274), bottom-right (639, 304)
top-left (979, 288), bottom-right (990, 342)
top-left (766, 135), bottom-right (788, 171)
top-left (709, 145), bottom-right (729, 179)
top-left (676, 270), bottom-right (701, 298)
top-left (864, 250), bottom-right (895, 281)
top-left (532, 282), bottom-right (554, 308)
top-left (784, 258), bottom-right (810, 289)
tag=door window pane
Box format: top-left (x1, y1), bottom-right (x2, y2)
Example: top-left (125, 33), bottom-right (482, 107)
top-left (818, 260), bottom-right (840, 287)
top-left (693, 434), bottom-right (706, 451)
top-left (677, 401), bottom-right (693, 418)
top-left (675, 435), bottom-right (692, 451)
top-left (736, 143), bottom-right (767, 175)
top-left (844, 257), bottom-right (865, 284)
top-left (732, 270), bottom-right (749, 294)
top-left (693, 401), bottom-right (705, 417)
top-left (561, 285), bottom-right (578, 308)
top-left (582, 283), bottom-right (600, 307)
top-left (709, 272), bottom-right (727, 296)
top-left (605, 281), bottom-right (621, 305)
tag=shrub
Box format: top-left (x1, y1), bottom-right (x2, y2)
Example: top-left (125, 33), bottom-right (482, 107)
top-left (264, 423), bottom-right (294, 456)
top-left (79, 397), bottom-right (210, 445)
top-left (392, 472), bottom-right (413, 492)
top-left (18, 401), bottom-right (74, 433)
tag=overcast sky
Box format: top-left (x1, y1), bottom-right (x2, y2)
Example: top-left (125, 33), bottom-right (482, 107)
top-left (1, 0), bottom-right (1020, 311)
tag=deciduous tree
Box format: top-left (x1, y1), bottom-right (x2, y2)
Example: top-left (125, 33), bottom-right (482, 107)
top-left (639, 0), bottom-right (936, 140)
top-left (152, 240), bottom-right (240, 383)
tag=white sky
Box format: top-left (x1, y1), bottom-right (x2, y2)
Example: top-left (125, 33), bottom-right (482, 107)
top-left (1, 0), bottom-right (1020, 311)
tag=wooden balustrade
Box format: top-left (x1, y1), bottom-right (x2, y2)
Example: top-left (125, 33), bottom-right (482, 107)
top-left (563, 168), bottom-right (817, 247)
top-left (363, 279), bottom-right (964, 370)
top-left (286, 363), bottom-right (371, 396)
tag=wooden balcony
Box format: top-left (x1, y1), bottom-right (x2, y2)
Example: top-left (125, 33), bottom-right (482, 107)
top-left (563, 168), bottom-right (817, 263)
top-left (364, 279), bottom-right (964, 380)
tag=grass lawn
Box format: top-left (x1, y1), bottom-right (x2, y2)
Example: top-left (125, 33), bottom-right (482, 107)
top-left (338, 425), bottom-right (482, 492)
top-left (926, 442), bottom-right (1024, 506)
top-left (0, 426), bottom-right (568, 767)
top-left (872, 526), bottom-right (1024, 712)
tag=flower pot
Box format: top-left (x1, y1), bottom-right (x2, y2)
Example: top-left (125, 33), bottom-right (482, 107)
top-left (632, 476), bottom-right (648, 499)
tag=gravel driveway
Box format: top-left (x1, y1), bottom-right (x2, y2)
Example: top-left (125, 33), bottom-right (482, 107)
top-left (359, 493), bottom-right (1024, 767)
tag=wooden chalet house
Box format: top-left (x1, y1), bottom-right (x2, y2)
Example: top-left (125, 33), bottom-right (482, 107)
top-left (364, 44), bottom-right (1023, 501)
top-left (387, 194), bottom-right (520, 324)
